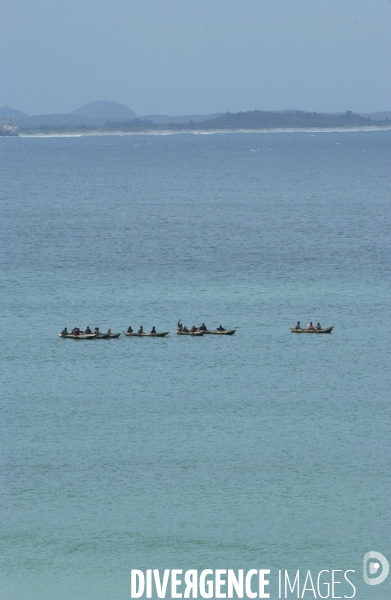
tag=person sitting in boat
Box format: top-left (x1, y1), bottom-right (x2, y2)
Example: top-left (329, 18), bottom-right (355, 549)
top-left (150, 326), bottom-right (156, 334)
top-left (61, 327), bottom-right (68, 336)
top-left (106, 329), bottom-right (111, 335)
top-left (177, 323), bottom-right (183, 332)
top-left (94, 327), bottom-right (100, 334)
top-left (72, 327), bottom-right (81, 336)
top-left (217, 325), bottom-right (226, 331)
top-left (138, 326), bottom-right (144, 334)
top-left (316, 322), bottom-right (322, 330)
top-left (190, 325), bottom-right (198, 332)
top-left (127, 326), bottom-right (133, 333)
top-left (295, 322), bottom-right (301, 330)
top-left (183, 325), bottom-right (189, 332)
top-left (199, 322), bottom-right (207, 331)
top-left (307, 322), bottom-right (315, 330)
top-left (85, 326), bottom-right (92, 334)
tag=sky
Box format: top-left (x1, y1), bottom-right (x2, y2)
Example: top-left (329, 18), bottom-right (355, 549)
top-left (1, 0), bottom-right (390, 116)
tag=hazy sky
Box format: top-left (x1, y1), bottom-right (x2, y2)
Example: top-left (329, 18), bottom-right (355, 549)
top-left (1, 0), bottom-right (390, 116)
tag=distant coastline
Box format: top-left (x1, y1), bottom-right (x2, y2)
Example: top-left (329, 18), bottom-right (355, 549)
top-left (17, 125), bottom-right (391, 138)
top-left (2, 103), bottom-right (390, 137)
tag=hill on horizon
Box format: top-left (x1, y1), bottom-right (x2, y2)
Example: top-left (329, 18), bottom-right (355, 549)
top-left (188, 109), bottom-right (378, 130)
top-left (0, 106), bottom-right (28, 119)
top-left (0, 101), bottom-right (137, 129)
top-left (71, 100), bottom-right (137, 120)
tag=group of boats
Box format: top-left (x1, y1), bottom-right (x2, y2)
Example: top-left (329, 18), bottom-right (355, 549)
top-left (58, 323), bottom-right (236, 339)
top-left (59, 322), bottom-right (334, 339)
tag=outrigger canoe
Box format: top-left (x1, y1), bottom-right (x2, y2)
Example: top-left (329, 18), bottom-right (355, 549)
top-left (58, 333), bottom-right (97, 340)
top-left (202, 329), bottom-right (235, 335)
top-left (176, 329), bottom-right (204, 336)
top-left (290, 327), bottom-right (334, 334)
top-left (59, 332), bottom-right (120, 339)
top-left (124, 331), bottom-right (169, 337)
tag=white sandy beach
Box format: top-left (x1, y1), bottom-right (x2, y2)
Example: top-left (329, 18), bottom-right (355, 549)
top-left (17, 125), bottom-right (391, 138)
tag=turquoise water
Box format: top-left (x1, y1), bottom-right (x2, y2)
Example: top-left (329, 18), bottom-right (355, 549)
top-left (1, 132), bottom-right (390, 599)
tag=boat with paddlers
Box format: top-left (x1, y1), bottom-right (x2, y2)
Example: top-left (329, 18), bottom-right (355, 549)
top-left (124, 331), bottom-right (169, 337)
top-left (96, 329), bottom-right (121, 338)
top-left (58, 333), bottom-right (97, 339)
top-left (203, 329), bottom-right (235, 335)
top-left (290, 327), bottom-right (334, 334)
top-left (180, 320), bottom-right (235, 335)
top-left (176, 329), bottom-right (204, 336)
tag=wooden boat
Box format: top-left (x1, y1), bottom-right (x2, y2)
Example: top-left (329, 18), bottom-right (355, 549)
top-left (93, 332), bottom-right (111, 339)
top-left (58, 333), bottom-right (97, 339)
top-left (290, 327), bottom-right (334, 334)
top-left (124, 331), bottom-right (169, 337)
top-left (202, 329), bottom-right (235, 335)
top-left (175, 329), bottom-right (204, 336)
top-left (107, 333), bottom-right (121, 338)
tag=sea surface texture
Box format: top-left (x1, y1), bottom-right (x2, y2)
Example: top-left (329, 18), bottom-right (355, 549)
top-left (1, 132), bottom-right (390, 599)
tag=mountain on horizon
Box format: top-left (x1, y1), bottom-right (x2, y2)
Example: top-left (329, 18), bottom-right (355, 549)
top-left (0, 101), bottom-right (137, 129)
top-left (71, 100), bottom-right (137, 120)
top-left (0, 106), bottom-right (28, 119)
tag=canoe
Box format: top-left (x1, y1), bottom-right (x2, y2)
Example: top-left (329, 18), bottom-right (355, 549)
top-left (107, 333), bottom-right (121, 338)
top-left (58, 333), bottom-right (97, 339)
top-left (290, 327), bottom-right (334, 334)
top-left (175, 329), bottom-right (204, 336)
top-left (93, 333), bottom-right (111, 339)
top-left (202, 329), bottom-right (235, 335)
top-left (124, 331), bottom-right (169, 337)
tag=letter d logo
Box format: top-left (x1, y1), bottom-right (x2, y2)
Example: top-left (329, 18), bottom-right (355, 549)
top-left (363, 552), bottom-right (389, 585)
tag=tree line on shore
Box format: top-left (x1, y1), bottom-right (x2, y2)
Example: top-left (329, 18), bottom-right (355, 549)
top-left (104, 110), bottom-right (380, 131)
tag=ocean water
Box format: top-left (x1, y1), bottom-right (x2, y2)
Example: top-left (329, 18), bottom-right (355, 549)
top-left (1, 131), bottom-right (390, 600)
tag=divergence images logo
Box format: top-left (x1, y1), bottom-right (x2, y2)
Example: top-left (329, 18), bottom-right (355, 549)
top-left (363, 552), bottom-right (389, 585)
